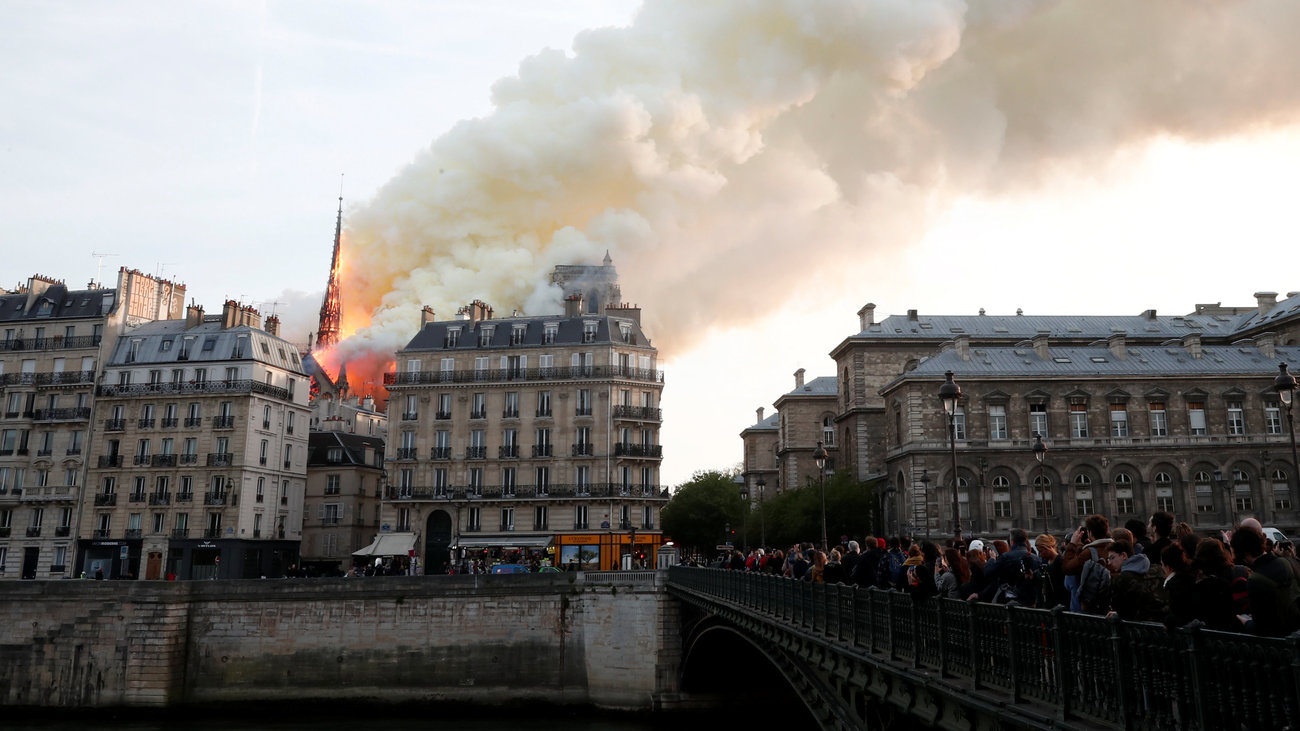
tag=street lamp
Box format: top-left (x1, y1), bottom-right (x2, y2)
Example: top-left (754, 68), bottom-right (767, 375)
top-left (919, 469), bottom-right (930, 539)
top-left (1032, 433), bottom-right (1047, 536)
top-left (814, 440), bottom-right (828, 551)
top-left (738, 481), bottom-right (750, 552)
top-left (939, 370), bottom-right (963, 544)
top-left (1275, 363), bottom-right (1300, 505)
top-left (883, 480), bottom-right (897, 538)
top-left (756, 476), bottom-right (767, 549)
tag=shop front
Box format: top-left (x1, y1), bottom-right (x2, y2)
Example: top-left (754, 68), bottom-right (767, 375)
top-left (553, 531), bottom-right (666, 571)
top-left (455, 535), bottom-right (553, 571)
top-left (166, 538), bottom-right (297, 580)
top-left (78, 538), bottom-right (141, 579)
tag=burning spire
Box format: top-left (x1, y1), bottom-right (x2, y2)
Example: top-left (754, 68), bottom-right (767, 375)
top-left (315, 194), bottom-right (343, 352)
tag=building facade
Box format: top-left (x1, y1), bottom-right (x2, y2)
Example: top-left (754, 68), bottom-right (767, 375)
top-left (80, 301), bottom-right (310, 579)
top-left (744, 291), bottom-right (1300, 540)
top-left (301, 430), bottom-right (386, 574)
top-left (381, 294), bottom-right (667, 573)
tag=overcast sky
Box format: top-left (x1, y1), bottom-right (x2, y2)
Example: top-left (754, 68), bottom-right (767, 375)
top-left (5, 1), bottom-right (1300, 488)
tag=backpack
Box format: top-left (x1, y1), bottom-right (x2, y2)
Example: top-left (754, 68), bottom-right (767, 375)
top-left (877, 551), bottom-right (903, 589)
top-left (1078, 547), bottom-right (1112, 614)
top-left (992, 552), bottom-right (1039, 605)
top-left (1252, 556), bottom-right (1300, 633)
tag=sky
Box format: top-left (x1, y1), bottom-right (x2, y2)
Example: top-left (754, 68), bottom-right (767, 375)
top-left (5, 1), bottom-right (1300, 488)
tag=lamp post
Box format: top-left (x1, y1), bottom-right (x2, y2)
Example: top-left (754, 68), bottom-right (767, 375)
top-left (884, 481), bottom-right (897, 537)
top-left (1032, 433), bottom-right (1047, 536)
top-left (756, 476), bottom-right (767, 549)
top-left (919, 469), bottom-right (930, 539)
top-left (814, 440), bottom-right (828, 551)
top-left (738, 481), bottom-right (750, 552)
top-left (1276, 363), bottom-right (1300, 505)
top-left (939, 371), bottom-right (963, 544)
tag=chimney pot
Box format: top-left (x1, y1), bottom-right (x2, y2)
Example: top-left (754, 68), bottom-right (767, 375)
top-left (794, 368), bottom-right (806, 389)
top-left (857, 303), bottom-right (876, 330)
top-left (1256, 291), bottom-right (1278, 317)
top-left (421, 306), bottom-right (437, 327)
top-left (954, 335), bottom-right (971, 361)
top-left (907, 309), bottom-right (918, 321)
top-left (1254, 332), bottom-right (1277, 359)
top-left (1108, 332), bottom-right (1127, 359)
top-left (1182, 332), bottom-right (1203, 359)
top-left (756, 407), bottom-right (765, 424)
top-left (1032, 332), bottom-right (1050, 360)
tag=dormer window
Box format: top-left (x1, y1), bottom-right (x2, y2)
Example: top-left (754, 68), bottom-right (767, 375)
top-left (619, 323), bottom-right (634, 344)
top-left (542, 323), bottom-right (558, 344)
top-left (444, 328), bottom-right (461, 348)
top-left (478, 326), bottom-right (494, 347)
top-left (582, 321), bottom-right (598, 343)
top-left (511, 324), bottom-right (527, 345)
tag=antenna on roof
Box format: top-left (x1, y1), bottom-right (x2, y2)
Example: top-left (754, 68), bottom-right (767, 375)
top-left (259, 300), bottom-right (283, 317)
top-left (90, 251), bottom-right (118, 287)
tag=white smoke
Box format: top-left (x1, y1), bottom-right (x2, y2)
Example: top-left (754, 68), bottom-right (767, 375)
top-left (335, 0), bottom-right (1300, 366)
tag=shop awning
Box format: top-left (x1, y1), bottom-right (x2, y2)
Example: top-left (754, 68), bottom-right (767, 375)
top-left (456, 535), bottom-right (553, 549)
top-left (352, 532), bottom-right (417, 557)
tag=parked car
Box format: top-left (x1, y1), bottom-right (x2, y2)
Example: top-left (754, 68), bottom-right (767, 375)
top-left (490, 564), bottom-right (530, 574)
top-left (1262, 526), bottom-right (1289, 546)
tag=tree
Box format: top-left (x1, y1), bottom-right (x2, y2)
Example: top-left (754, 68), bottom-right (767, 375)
top-left (746, 472), bottom-right (882, 550)
top-left (661, 469), bottom-right (746, 556)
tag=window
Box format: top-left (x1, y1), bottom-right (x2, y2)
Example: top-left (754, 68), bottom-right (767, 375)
top-left (535, 466), bottom-right (550, 495)
top-left (533, 505), bottom-right (548, 530)
top-left (1029, 403), bottom-right (1047, 438)
top-left (502, 467), bottom-right (516, 497)
top-left (1226, 401), bottom-right (1245, 436)
top-left (398, 508), bottom-right (411, 532)
top-left (1110, 403), bottom-right (1128, 438)
top-left (1273, 470), bottom-right (1291, 511)
top-left (1069, 403), bottom-right (1088, 439)
top-left (1194, 471), bottom-right (1214, 512)
top-left (471, 393), bottom-right (486, 419)
top-left (1267, 403), bottom-right (1283, 435)
top-left (576, 389), bottom-right (592, 416)
top-left (574, 505), bottom-right (589, 529)
top-left (534, 428), bottom-right (552, 457)
top-left (582, 321), bottom-right (598, 343)
top-left (467, 507), bottom-right (481, 531)
top-left (643, 505), bottom-right (655, 530)
top-left (822, 417), bottom-right (835, 446)
top-left (1155, 472), bottom-right (1175, 513)
top-left (537, 391), bottom-right (552, 417)
top-left (1115, 473), bottom-right (1134, 514)
top-left (1149, 402), bottom-right (1168, 437)
top-left (434, 469), bottom-right (448, 497)
top-left (992, 476), bottom-right (1011, 518)
top-left (1233, 469), bottom-right (1253, 512)
top-left (501, 507), bottom-right (515, 531)
top-left (542, 324), bottom-right (557, 345)
top-left (1188, 402), bottom-right (1207, 436)
top-left (153, 513), bottom-right (166, 533)
top-left (468, 468), bottom-right (483, 496)
top-left (324, 475), bottom-right (339, 496)
top-left (444, 328), bottom-right (460, 347)
top-left (1033, 474), bottom-right (1052, 517)
top-left (437, 393), bottom-right (452, 419)
top-left (952, 407), bottom-right (966, 441)
top-left (576, 466), bottom-right (591, 494)
top-left (988, 405), bottom-right (1007, 440)
top-left (504, 392), bottom-right (519, 418)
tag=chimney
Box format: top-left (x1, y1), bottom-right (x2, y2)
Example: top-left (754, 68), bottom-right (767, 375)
top-left (794, 368), bottom-right (805, 389)
top-left (857, 303), bottom-right (876, 330)
top-left (466, 299), bottom-right (493, 322)
top-left (1141, 309), bottom-right (1157, 321)
top-left (362, 395), bottom-right (375, 412)
top-left (1255, 332), bottom-right (1276, 359)
top-left (756, 407), bottom-right (765, 424)
top-left (1032, 331), bottom-right (1050, 360)
top-left (954, 335), bottom-right (971, 361)
top-left (240, 304), bottom-right (262, 329)
top-left (1182, 332), bottom-right (1203, 359)
top-left (221, 300), bottom-right (239, 329)
top-left (185, 301), bottom-right (205, 330)
top-left (421, 306), bottom-right (437, 327)
top-left (564, 294), bottom-right (584, 317)
top-left (264, 315), bottom-right (280, 337)
top-left (606, 303), bottom-right (642, 325)
top-left (1256, 291), bottom-right (1278, 317)
top-left (1107, 333), bottom-right (1127, 359)
top-left (907, 309), bottom-right (919, 321)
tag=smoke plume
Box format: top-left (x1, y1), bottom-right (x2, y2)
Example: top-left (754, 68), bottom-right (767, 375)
top-left (331, 0), bottom-right (1300, 372)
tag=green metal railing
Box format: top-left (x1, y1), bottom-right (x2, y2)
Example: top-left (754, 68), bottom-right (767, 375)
top-left (667, 566), bottom-right (1300, 730)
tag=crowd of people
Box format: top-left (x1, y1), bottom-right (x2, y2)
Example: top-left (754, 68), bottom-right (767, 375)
top-left (715, 512), bottom-right (1300, 637)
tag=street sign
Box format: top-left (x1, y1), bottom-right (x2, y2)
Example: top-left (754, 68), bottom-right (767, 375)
top-left (715, 544), bottom-right (733, 550)
top-left (119, 545), bottom-right (128, 560)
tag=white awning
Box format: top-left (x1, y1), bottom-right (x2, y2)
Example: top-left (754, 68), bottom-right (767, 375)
top-left (352, 532), bottom-right (417, 557)
top-left (456, 535), bottom-right (553, 549)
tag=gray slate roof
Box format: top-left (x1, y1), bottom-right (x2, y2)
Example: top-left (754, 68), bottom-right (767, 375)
top-left (307, 431), bottom-right (385, 467)
top-left (402, 314), bottom-right (651, 352)
top-left (742, 413), bottom-right (779, 431)
top-left (109, 320), bottom-right (305, 374)
top-left (0, 285), bottom-right (115, 323)
top-left (783, 376), bottom-right (838, 397)
top-left (903, 344), bottom-right (1300, 379)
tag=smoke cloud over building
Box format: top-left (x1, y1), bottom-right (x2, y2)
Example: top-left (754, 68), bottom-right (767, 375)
top-left (328, 0), bottom-right (1300, 372)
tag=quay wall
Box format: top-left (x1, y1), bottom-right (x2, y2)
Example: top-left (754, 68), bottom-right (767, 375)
top-left (0, 571), bottom-right (680, 710)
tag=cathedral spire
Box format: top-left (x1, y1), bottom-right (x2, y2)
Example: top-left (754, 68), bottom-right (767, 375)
top-left (315, 194), bottom-right (344, 351)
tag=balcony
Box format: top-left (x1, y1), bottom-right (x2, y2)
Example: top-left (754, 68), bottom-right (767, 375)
top-left (125, 529), bottom-right (142, 539)
top-left (502, 409), bottom-right (519, 419)
top-left (161, 417), bottom-right (178, 428)
top-left (212, 415), bottom-right (235, 429)
top-left (535, 409), bottom-right (552, 418)
top-left (36, 449), bottom-right (52, 457)
top-left (32, 407), bottom-right (92, 422)
top-left (499, 445), bottom-right (518, 459)
top-left (383, 364), bottom-right (665, 387)
top-left (65, 448), bottom-right (81, 456)
top-left (207, 453), bottom-right (234, 467)
top-left (129, 492), bottom-right (146, 503)
top-left (532, 444), bottom-right (553, 458)
top-left (171, 528), bottom-right (190, 539)
top-left (574, 522), bottom-right (589, 530)
top-left (203, 528), bottom-right (222, 539)
top-left (26, 526), bottom-right (41, 537)
top-left (470, 409), bottom-right (487, 420)
top-left (180, 453), bottom-right (197, 465)
top-left (138, 418), bottom-right (155, 429)
top-left (572, 444), bottom-right (594, 457)
top-left (93, 529), bottom-right (111, 539)
top-left (0, 335), bottom-right (101, 352)
top-left (204, 492), bottom-right (227, 506)
top-left (467, 446), bottom-right (486, 459)
top-left (395, 447), bottom-right (418, 460)
top-left (132, 454), bottom-right (151, 466)
top-left (614, 443), bottom-right (663, 458)
top-left (29, 369), bottom-right (96, 386)
top-left (176, 492), bottom-right (193, 503)
top-left (149, 493), bottom-right (171, 506)
top-left (435, 411), bottom-right (451, 420)
top-left (96, 379), bottom-right (290, 400)
top-left (105, 419), bottom-right (126, 431)
top-left (613, 405), bottom-right (662, 421)
top-left (431, 447), bottom-right (451, 460)
top-left (575, 407), bottom-right (592, 417)
top-left (184, 417), bottom-right (202, 427)
top-left (153, 454), bottom-right (177, 468)
top-left (401, 412), bottom-right (418, 421)
top-left (94, 492), bottom-right (117, 506)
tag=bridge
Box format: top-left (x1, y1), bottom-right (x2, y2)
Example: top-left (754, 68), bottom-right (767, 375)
top-left (666, 566), bottom-right (1300, 731)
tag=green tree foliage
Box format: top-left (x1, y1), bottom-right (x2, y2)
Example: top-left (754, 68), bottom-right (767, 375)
top-left (661, 469), bottom-right (746, 555)
top-left (746, 472), bottom-right (881, 550)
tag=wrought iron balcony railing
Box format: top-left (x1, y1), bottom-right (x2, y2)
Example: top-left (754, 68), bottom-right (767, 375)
top-left (97, 379), bottom-right (290, 400)
top-left (384, 364), bottom-right (665, 387)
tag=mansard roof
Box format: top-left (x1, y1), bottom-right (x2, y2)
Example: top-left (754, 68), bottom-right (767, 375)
top-left (401, 313), bottom-right (652, 353)
top-left (307, 431), bottom-right (384, 468)
top-left (894, 344), bottom-right (1299, 382)
top-left (0, 285), bottom-right (115, 323)
top-left (107, 320), bottom-right (305, 374)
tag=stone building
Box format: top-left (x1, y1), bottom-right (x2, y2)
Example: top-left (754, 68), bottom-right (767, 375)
top-left (301, 430), bottom-right (385, 574)
top-left (0, 270), bottom-right (179, 580)
top-left (381, 290), bottom-right (666, 573)
top-left (744, 291), bottom-right (1300, 540)
top-left (739, 407), bottom-right (778, 500)
top-left (80, 300), bottom-right (310, 579)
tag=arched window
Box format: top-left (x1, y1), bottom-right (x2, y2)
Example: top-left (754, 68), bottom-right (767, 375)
top-left (1193, 471), bottom-right (1214, 513)
top-left (991, 475), bottom-right (1011, 488)
top-left (1154, 471), bottom-right (1172, 486)
top-left (1114, 473), bottom-right (1133, 486)
top-left (1274, 469), bottom-right (1291, 511)
top-left (1114, 473), bottom-right (1134, 514)
top-left (822, 417), bottom-right (835, 447)
top-left (1233, 469), bottom-right (1253, 512)
top-left (1074, 474), bottom-right (1092, 486)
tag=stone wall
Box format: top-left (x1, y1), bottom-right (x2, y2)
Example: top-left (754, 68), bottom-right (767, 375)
top-left (0, 571), bottom-right (676, 710)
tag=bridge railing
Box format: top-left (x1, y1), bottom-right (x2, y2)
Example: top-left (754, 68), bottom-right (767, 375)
top-left (667, 566), bottom-right (1300, 731)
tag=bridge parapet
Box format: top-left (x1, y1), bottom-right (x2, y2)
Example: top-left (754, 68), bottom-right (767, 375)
top-left (668, 566), bottom-right (1300, 731)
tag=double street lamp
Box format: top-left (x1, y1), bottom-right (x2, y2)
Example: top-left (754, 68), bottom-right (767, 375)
top-left (1032, 433), bottom-right (1047, 536)
top-left (814, 440), bottom-right (829, 551)
top-left (939, 371), bottom-right (963, 544)
top-left (1275, 363), bottom-right (1300, 503)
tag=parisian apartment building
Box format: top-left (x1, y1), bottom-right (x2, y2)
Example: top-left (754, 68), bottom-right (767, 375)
top-left (0, 269), bottom-right (185, 580)
top-left (81, 300), bottom-right (311, 580)
top-left (742, 292), bottom-right (1300, 541)
top-left (381, 261), bottom-right (666, 573)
